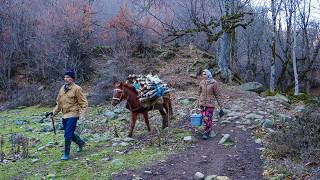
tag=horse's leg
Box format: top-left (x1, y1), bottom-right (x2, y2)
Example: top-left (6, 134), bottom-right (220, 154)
top-left (142, 112), bottom-right (151, 132)
top-left (159, 108), bottom-right (168, 129)
top-left (128, 112), bottom-right (138, 137)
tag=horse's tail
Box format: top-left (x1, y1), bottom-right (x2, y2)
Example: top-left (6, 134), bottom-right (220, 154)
top-left (164, 93), bottom-right (173, 119)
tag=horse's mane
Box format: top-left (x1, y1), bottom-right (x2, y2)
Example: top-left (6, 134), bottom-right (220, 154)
top-left (123, 83), bottom-right (138, 95)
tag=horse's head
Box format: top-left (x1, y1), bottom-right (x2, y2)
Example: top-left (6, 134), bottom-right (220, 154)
top-left (111, 82), bottom-right (126, 106)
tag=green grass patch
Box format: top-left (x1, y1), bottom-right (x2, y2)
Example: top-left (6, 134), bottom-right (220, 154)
top-left (0, 105), bottom-right (172, 179)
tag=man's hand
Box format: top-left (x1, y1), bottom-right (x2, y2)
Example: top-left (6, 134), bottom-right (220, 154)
top-left (219, 109), bottom-right (224, 118)
top-left (45, 112), bottom-right (53, 118)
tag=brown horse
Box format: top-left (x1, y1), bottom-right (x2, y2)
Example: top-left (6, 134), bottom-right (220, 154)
top-left (111, 82), bottom-right (173, 137)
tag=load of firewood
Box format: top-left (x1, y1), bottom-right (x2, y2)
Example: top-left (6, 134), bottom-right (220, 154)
top-left (128, 74), bottom-right (170, 102)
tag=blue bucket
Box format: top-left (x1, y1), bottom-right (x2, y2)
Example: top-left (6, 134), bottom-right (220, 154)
top-left (190, 109), bottom-right (202, 126)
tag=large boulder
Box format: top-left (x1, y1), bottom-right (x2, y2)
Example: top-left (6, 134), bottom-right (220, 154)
top-left (239, 82), bottom-right (264, 93)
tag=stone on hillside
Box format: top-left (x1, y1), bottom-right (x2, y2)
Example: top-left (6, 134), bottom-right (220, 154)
top-left (218, 134), bottom-right (231, 145)
top-left (205, 175), bottom-right (217, 180)
top-left (25, 127), bottom-right (33, 132)
top-left (46, 174), bottom-right (55, 180)
top-left (254, 119), bottom-right (265, 126)
top-left (55, 123), bottom-right (64, 130)
top-left (111, 137), bottom-right (122, 142)
top-left (190, 73), bottom-right (197, 78)
top-left (241, 119), bottom-right (252, 125)
top-left (262, 119), bottom-right (274, 129)
top-left (183, 136), bottom-right (192, 142)
top-left (113, 107), bottom-right (123, 114)
top-left (119, 142), bottom-right (129, 147)
top-left (275, 94), bottom-right (289, 103)
top-left (103, 111), bottom-right (118, 120)
top-left (215, 176), bottom-right (229, 180)
top-left (16, 120), bottom-right (28, 125)
top-left (220, 120), bottom-right (231, 125)
top-left (178, 98), bottom-right (193, 105)
top-left (31, 158), bottom-right (40, 163)
top-left (159, 51), bottom-right (176, 60)
top-left (257, 111), bottom-right (267, 115)
top-left (226, 112), bottom-right (244, 117)
top-left (46, 142), bottom-right (54, 148)
top-left (267, 94), bottom-right (290, 107)
top-left (279, 114), bottom-right (291, 123)
top-left (111, 159), bottom-right (122, 165)
top-left (209, 131), bottom-right (217, 138)
top-left (255, 138), bottom-right (262, 144)
top-left (144, 170), bottom-right (152, 174)
top-left (38, 146), bottom-right (46, 151)
top-left (122, 137), bottom-right (135, 142)
top-left (294, 105), bottom-right (305, 113)
top-left (239, 82), bottom-right (264, 93)
top-left (245, 113), bottom-right (264, 120)
top-left (39, 125), bottom-right (53, 133)
top-left (194, 172), bottom-right (205, 179)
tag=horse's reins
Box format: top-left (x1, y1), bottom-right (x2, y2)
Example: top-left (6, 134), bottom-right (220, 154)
top-left (112, 87), bottom-right (140, 112)
top-left (112, 88), bottom-right (124, 103)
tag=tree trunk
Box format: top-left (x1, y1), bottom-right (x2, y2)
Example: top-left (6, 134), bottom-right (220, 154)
top-left (270, 0), bottom-right (277, 93)
top-left (292, 1), bottom-right (299, 95)
top-left (218, 0), bottom-right (231, 83)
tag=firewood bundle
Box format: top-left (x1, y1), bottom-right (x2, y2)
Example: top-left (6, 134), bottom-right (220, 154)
top-left (128, 74), bottom-right (170, 102)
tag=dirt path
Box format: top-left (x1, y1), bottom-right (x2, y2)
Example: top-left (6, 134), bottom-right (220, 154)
top-left (112, 121), bottom-right (263, 180)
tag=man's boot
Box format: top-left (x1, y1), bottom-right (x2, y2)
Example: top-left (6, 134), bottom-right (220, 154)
top-left (72, 134), bottom-right (85, 152)
top-left (61, 139), bottom-right (71, 160)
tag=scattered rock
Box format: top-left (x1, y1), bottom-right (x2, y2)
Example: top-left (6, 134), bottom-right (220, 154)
top-left (294, 105), bottom-right (305, 113)
top-left (262, 119), bottom-right (273, 129)
top-left (239, 82), bottom-right (264, 93)
top-left (245, 113), bottom-right (264, 120)
top-left (101, 156), bottom-right (112, 161)
top-left (255, 138), bottom-right (262, 144)
top-left (122, 137), bottom-right (135, 142)
top-left (39, 125), bottom-right (53, 133)
top-left (158, 51), bottom-right (176, 60)
top-left (111, 159), bottom-right (122, 165)
top-left (209, 131), bottom-right (217, 138)
top-left (16, 120), bottom-right (28, 125)
top-left (183, 136), bottom-right (192, 142)
top-left (37, 146), bottom-right (46, 151)
top-left (194, 172), bottom-right (205, 179)
top-left (220, 120), bottom-right (231, 125)
top-left (190, 73), bottom-right (197, 78)
top-left (25, 127), bottom-right (33, 132)
top-left (218, 134), bottom-right (231, 145)
top-left (279, 114), bottom-right (291, 123)
top-left (31, 158), bottom-right (40, 163)
top-left (144, 170), bottom-right (152, 174)
top-left (205, 175), bottom-right (217, 180)
top-left (46, 174), bottom-right (55, 180)
top-left (113, 107), bottom-right (123, 114)
top-left (103, 111), bottom-right (118, 120)
top-left (119, 142), bottom-right (129, 147)
top-left (215, 176), bottom-right (229, 180)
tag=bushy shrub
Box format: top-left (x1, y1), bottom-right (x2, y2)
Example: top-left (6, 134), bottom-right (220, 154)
top-left (267, 102), bottom-right (320, 162)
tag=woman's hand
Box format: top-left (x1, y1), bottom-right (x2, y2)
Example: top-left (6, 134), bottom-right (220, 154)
top-left (219, 109), bottom-right (224, 117)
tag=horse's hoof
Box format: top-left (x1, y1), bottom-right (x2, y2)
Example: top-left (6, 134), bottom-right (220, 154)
top-left (127, 134), bottom-right (133, 137)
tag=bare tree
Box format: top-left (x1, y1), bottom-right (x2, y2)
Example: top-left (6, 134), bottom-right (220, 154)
top-left (292, 0), bottom-right (299, 95)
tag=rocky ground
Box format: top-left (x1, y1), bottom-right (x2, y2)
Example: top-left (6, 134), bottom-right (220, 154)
top-left (0, 45), bottom-right (310, 179)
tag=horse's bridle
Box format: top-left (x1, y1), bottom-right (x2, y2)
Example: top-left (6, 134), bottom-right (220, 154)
top-left (112, 88), bottom-right (125, 104)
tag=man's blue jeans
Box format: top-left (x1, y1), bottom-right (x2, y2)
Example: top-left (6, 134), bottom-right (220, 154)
top-left (62, 117), bottom-right (78, 141)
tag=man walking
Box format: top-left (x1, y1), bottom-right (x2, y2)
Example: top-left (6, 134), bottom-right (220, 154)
top-left (48, 69), bottom-right (88, 160)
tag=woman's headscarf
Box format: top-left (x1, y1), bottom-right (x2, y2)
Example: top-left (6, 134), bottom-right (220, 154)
top-left (203, 69), bottom-right (213, 80)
